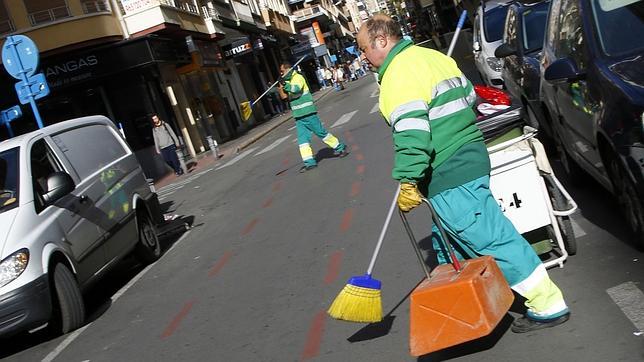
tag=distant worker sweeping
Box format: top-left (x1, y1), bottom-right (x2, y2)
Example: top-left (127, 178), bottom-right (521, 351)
top-left (357, 14), bottom-right (570, 333)
top-left (278, 62), bottom-right (348, 173)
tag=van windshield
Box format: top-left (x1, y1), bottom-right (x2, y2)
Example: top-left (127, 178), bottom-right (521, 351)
top-left (522, 2), bottom-right (550, 52)
top-left (484, 5), bottom-right (510, 42)
top-left (592, 0), bottom-right (644, 56)
top-left (0, 148), bottom-right (19, 213)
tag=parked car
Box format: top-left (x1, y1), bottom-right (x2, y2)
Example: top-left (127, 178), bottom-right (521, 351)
top-left (540, 0), bottom-right (644, 245)
top-left (0, 116), bottom-right (164, 338)
top-left (495, 0), bottom-right (551, 130)
top-left (473, 0), bottom-right (512, 88)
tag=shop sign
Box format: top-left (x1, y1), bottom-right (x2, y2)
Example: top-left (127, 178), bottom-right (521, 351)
top-left (120, 0), bottom-right (156, 15)
top-left (290, 42), bottom-right (312, 55)
top-left (222, 37), bottom-right (252, 59)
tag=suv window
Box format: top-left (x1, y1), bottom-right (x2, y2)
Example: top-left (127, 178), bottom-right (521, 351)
top-left (52, 125), bottom-right (128, 180)
top-left (591, 0), bottom-right (644, 56)
top-left (556, 0), bottom-right (588, 68)
top-left (504, 7), bottom-right (519, 46)
top-left (30, 139), bottom-right (63, 212)
top-left (545, 0), bottom-right (562, 49)
top-left (0, 148), bottom-right (19, 213)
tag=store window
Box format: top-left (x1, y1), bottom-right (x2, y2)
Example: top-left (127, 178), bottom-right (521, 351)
top-left (24, 0), bottom-right (71, 26)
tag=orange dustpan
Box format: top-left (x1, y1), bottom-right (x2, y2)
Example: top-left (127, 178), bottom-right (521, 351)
top-left (400, 199), bottom-right (514, 357)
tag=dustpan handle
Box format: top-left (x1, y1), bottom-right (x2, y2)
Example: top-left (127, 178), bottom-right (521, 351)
top-left (422, 198), bottom-right (462, 272)
top-left (399, 199), bottom-right (462, 274)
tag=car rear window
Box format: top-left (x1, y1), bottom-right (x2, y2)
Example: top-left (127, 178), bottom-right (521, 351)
top-left (592, 0), bottom-right (644, 56)
top-left (485, 5), bottom-right (511, 42)
top-left (52, 124), bottom-right (128, 180)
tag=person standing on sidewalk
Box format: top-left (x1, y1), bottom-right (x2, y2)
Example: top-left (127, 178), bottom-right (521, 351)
top-left (357, 14), bottom-right (570, 332)
top-left (152, 114), bottom-right (184, 176)
top-left (278, 62), bottom-right (348, 173)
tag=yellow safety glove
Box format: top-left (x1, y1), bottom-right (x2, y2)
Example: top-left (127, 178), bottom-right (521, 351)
top-left (398, 182), bottom-right (422, 212)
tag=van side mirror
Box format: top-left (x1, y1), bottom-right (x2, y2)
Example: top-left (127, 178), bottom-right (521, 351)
top-left (495, 43), bottom-right (517, 58)
top-left (42, 172), bottom-right (75, 204)
top-left (473, 41), bottom-right (481, 52)
top-left (544, 57), bottom-right (585, 84)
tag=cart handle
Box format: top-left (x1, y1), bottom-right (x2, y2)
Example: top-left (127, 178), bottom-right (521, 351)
top-left (487, 130), bottom-right (537, 154)
top-left (545, 174), bottom-right (578, 216)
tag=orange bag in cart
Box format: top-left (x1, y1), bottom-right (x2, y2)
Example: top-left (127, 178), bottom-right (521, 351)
top-left (400, 200), bottom-right (514, 357)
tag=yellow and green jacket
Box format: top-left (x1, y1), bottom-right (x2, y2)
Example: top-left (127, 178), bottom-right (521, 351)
top-left (379, 39), bottom-right (489, 197)
top-left (283, 70), bottom-right (317, 119)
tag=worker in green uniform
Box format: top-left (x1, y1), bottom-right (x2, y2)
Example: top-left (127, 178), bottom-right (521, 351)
top-left (278, 62), bottom-right (348, 173)
top-left (357, 14), bottom-right (570, 333)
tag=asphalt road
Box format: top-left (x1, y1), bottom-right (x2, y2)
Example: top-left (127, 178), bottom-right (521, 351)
top-left (3, 70), bottom-right (644, 361)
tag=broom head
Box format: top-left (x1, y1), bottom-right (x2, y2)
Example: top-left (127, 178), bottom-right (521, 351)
top-left (327, 274), bottom-right (382, 323)
top-left (240, 101), bottom-right (252, 121)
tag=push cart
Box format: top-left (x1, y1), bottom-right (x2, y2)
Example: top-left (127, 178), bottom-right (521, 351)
top-left (477, 105), bottom-right (578, 268)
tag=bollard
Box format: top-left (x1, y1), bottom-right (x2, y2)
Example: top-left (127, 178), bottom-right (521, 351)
top-left (175, 147), bottom-right (188, 174)
top-left (206, 135), bottom-right (220, 160)
top-left (146, 178), bottom-right (156, 193)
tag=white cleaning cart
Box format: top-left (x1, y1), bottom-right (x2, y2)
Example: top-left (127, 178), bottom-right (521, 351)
top-left (478, 106), bottom-right (578, 268)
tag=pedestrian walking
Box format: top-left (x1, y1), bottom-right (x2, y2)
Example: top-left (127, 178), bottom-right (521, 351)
top-left (278, 62), bottom-right (348, 172)
top-left (334, 65), bottom-right (345, 90)
top-left (324, 67), bottom-right (333, 88)
top-left (316, 66), bottom-right (327, 89)
top-left (357, 14), bottom-right (570, 333)
top-left (151, 114), bottom-right (184, 176)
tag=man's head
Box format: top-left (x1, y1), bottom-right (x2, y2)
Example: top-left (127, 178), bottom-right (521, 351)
top-left (151, 114), bottom-right (162, 127)
top-left (279, 62), bottom-right (292, 77)
top-left (357, 14), bottom-right (402, 68)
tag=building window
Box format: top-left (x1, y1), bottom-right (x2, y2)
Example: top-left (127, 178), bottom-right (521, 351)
top-left (81, 0), bottom-right (111, 14)
top-left (0, 1), bottom-right (14, 34)
top-left (24, 0), bottom-right (72, 26)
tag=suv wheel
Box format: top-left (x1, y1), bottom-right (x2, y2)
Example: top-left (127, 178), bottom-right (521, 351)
top-left (553, 129), bottom-right (585, 186)
top-left (50, 263), bottom-right (85, 334)
top-left (607, 155), bottom-right (644, 248)
top-left (134, 211), bottom-right (161, 264)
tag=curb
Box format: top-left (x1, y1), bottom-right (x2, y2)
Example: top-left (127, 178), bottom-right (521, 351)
top-left (235, 87), bottom-right (336, 153)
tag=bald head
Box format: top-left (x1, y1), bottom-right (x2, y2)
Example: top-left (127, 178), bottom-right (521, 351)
top-left (357, 14), bottom-right (402, 68)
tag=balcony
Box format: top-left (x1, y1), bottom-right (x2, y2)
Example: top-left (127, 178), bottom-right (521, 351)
top-left (0, 19), bottom-right (15, 35)
top-left (82, 0), bottom-right (111, 14)
top-left (28, 5), bottom-right (72, 26)
top-left (291, 5), bottom-right (329, 22)
top-left (123, 0), bottom-right (210, 37)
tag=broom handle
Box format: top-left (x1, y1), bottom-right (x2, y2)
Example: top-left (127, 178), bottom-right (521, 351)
top-left (366, 187), bottom-right (400, 275)
top-left (251, 55), bottom-right (308, 107)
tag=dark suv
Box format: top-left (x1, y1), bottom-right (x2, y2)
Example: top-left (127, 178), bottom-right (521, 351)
top-left (540, 0), bottom-right (644, 245)
top-left (495, 0), bottom-right (551, 130)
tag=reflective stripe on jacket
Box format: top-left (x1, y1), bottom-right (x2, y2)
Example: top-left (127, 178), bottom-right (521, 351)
top-left (284, 71), bottom-right (316, 118)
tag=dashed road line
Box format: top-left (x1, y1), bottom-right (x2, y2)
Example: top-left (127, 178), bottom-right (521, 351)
top-left (301, 310), bottom-right (327, 361)
top-left (331, 110), bottom-right (358, 128)
top-left (160, 300), bottom-right (195, 339)
top-left (216, 147), bottom-right (257, 170)
top-left (607, 282), bottom-right (644, 332)
top-left (370, 103), bottom-right (379, 114)
top-left (370, 88), bottom-right (379, 98)
top-left (255, 135), bottom-right (290, 156)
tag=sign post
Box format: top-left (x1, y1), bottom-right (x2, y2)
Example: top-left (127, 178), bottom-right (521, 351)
top-left (2, 35), bottom-right (50, 129)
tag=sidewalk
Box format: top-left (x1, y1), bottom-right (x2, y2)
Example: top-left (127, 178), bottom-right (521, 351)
top-left (154, 86), bottom-right (335, 189)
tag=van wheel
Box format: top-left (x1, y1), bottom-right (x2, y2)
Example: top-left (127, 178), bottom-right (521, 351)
top-left (607, 155), bottom-right (644, 249)
top-left (135, 212), bottom-right (161, 264)
top-left (553, 129), bottom-right (585, 186)
top-left (50, 264), bottom-right (85, 334)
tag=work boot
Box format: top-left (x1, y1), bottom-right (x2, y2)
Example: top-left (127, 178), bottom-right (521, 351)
top-left (334, 149), bottom-right (349, 158)
top-left (511, 313), bottom-right (570, 333)
top-left (299, 164), bottom-right (317, 173)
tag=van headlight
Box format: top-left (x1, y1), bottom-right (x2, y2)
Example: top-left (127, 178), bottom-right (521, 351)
top-left (486, 57), bottom-right (502, 72)
top-left (0, 249), bottom-right (29, 289)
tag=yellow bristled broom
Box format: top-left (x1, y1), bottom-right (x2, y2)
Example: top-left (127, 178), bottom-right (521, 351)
top-left (239, 55), bottom-right (308, 121)
top-left (328, 188), bottom-right (400, 323)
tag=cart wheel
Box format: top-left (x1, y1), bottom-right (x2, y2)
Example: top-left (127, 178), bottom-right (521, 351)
top-left (547, 182), bottom-right (577, 255)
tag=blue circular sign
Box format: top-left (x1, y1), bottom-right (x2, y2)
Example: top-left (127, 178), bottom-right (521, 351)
top-left (2, 35), bottom-right (39, 80)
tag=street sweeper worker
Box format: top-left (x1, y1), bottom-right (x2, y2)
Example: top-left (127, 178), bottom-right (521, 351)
top-left (278, 62), bottom-right (349, 173)
top-left (357, 14), bottom-right (570, 333)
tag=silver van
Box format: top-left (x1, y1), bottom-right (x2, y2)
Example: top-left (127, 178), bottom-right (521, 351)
top-left (0, 116), bottom-right (163, 337)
